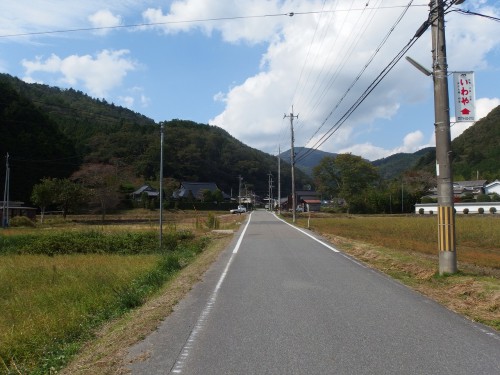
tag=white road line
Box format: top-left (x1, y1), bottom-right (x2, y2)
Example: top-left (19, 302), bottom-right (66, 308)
top-left (273, 213), bottom-right (340, 253)
top-left (170, 213), bottom-right (252, 374)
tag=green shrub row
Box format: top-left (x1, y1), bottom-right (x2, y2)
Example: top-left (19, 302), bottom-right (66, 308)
top-left (0, 230), bottom-right (195, 255)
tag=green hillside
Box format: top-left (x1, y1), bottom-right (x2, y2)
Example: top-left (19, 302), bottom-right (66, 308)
top-left (0, 77), bottom-right (78, 202)
top-left (0, 74), bottom-right (309, 203)
top-left (373, 147), bottom-right (435, 180)
top-left (414, 105), bottom-right (500, 180)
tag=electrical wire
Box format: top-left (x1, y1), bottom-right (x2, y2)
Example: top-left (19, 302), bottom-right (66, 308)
top-left (450, 9), bottom-right (500, 22)
top-left (294, 0), bottom-right (444, 165)
top-left (0, 5), bottom-right (429, 39)
top-left (295, 0), bottom-right (416, 163)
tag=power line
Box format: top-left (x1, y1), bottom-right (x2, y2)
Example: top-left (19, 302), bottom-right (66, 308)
top-left (450, 9), bottom-right (500, 22)
top-left (295, 2), bottom-right (435, 164)
top-left (0, 5), bottom-right (429, 39)
top-left (296, 0), bottom-right (417, 163)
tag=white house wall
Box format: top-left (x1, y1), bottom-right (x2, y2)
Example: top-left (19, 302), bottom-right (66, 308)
top-left (415, 202), bottom-right (500, 214)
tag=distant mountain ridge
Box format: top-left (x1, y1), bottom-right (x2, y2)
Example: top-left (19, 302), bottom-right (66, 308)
top-left (280, 146), bottom-right (435, 180)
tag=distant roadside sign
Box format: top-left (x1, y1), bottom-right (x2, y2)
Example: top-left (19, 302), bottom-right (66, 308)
top-left (453, 72), bottom-right (475, 122)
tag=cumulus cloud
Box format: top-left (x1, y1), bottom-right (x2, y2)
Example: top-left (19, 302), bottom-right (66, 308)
top-left (21, 49), bottom-right (137, 97)
top-left (204, 0), bottom-right (499, 159)
top-left (142, 0), bottom-right (284, 44)
top-left (450, 96), bottom-right (500, 140)
top-left (88, 9), bottom-right (122, 34)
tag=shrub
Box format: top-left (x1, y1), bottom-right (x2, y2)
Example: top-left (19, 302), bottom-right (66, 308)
top-left (421, 196), bottom-right (437, 203)
top-left (206, 213), bottom-right (220, 229)
top-left (429, 210), bottom-right (434, 215)
top-left (418, 208), bottom-right (424, 215)
top-left (489, 207), bottom-right (497, 214)
top-left (9, 216), bottom-right (35, 227)
top-left (463, 208), bottom-right (469, 214)
top-left (476, 194), bottom-right (491, 203)
top-left (478, 207), bottom-right (484, 214)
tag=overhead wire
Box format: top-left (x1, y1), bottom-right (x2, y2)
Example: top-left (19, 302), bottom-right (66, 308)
top-left (296, 0), bottom-right (414, 162)
top-left (0, 5), bottom-right (428, 39)
top-left (295, 0), bottom-right (430, 164)
top-left (449, 9), bottom-right (500, 22)
top-left (295, 0), bottom-right (381, 152)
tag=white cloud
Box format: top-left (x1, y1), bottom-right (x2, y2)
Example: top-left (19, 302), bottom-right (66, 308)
top-left (119, 96), bottom-right (135, 108)
top-left (21, 49), bottom-right (137, 97)
top-left (450, 97), bottom-right (500, 140)
top-left (204, 0), bottom-right (500, 159)
top-left (88, 10), bottom-right (122, 35)
top-left (142, 0), bottom-right (284, 44)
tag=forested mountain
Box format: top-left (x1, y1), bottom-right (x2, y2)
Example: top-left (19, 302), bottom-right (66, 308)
top-left (0, 77), bottom-right (78, 202)
top-left (0, 74), bottom-right (309, 203)
top-left (414, 105), bottom-right (500, 180)
top-left (280, 147), bottom-right (338, 176)
top-left (282, 146), bottom-right (433, 181)
top-left (373, 147), bottom-right (435, 180)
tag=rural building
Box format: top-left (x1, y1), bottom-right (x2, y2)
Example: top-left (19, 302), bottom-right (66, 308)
top-left (424, 180), bottom-right (488, 200)
top-left (485, 180), bottom-right (500, 196)
top-left (288, 190), bottom-right (322, 212)
top-left (0, 201), bottom-right (37, 221)
top-left (415, 202), bottom-right (500, 215)
top-left (131, 184), bottom-right (159, 201)
top-left (172, 182), bottom-right (230, 201)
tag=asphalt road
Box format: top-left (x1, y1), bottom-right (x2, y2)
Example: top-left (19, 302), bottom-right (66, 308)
top-left (127, 210), bottom-right (500, 374)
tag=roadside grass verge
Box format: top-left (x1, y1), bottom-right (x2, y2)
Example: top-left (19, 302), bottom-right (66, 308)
top-left (0, 228), bottom-right (209, 375)
top-left (292, 214), bottom-right (500, 330)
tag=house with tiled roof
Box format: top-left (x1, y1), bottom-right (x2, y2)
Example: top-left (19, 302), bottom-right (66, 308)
top-left (172, 182), bottom-right (230, 201)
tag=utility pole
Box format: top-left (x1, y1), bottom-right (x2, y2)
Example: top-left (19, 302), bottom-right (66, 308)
top-left (268, 172), bottom-right (273, 211)
top-left (2, 153), bottom-right (10, 228)
top-left (238, 175), bottom-right (243, 205)
top-left (277, 146), bottom-right (281, 215)
top-left (284, 109), bottom-right (298, 223)
top-left (431, 0), bottom-right (457, 274)
top-left (159, 123), bottom-right (164, 249)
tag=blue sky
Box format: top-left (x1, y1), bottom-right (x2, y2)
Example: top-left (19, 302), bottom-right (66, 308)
top-left (1, 0), bottom-right (499, 161)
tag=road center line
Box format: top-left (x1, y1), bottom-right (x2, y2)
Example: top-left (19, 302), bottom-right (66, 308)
top-left (273, 213), bottom-right (340, 253)
top-left (170, 213), bottom-right (252, 374)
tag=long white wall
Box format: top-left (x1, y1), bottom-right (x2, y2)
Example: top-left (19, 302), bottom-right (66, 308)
top-left (415, 202), bottom-right (500, 214)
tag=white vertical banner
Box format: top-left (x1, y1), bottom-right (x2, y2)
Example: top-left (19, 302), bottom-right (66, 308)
top-left (453, 72), bottom-right (475, 122)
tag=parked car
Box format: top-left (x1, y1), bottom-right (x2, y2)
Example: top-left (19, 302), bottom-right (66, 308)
top-left (230, 205), bottom-right (247, 214)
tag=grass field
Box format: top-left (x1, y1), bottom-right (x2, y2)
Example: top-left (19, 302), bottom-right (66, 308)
top-left (0, 210), bottom-right (242, 375)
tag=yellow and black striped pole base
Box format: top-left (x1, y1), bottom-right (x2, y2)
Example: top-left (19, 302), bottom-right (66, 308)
top-left (438, 205), bottom-right (457, 275)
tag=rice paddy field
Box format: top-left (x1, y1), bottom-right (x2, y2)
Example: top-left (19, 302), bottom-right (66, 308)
top-left (295, 214), bottom-right (500, 269)
top-left (0, 210), bottom-right (241, 375)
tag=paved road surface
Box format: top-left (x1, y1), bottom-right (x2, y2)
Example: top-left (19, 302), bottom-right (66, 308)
top-left (127, 210), bottom-right (500, 374)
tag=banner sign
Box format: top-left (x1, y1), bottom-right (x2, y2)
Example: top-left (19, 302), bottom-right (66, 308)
top-left (453, 72), bottom-right (475, 122)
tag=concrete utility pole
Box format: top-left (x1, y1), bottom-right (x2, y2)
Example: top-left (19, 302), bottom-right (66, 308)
top-left (238, 175), bottom-right (243, 205)
top-left (284, 110), bottom-right (298, 223)
top-left (2, 153), bottom-right (10, 228)
top-left (159, 123), bottom-right (164, 249)
top-left (431, 0), bottom-right (457, 274)
top-left (277, 146), bottom-right (281, 215)
top-left (268, 172), bottom-right (273, 211)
